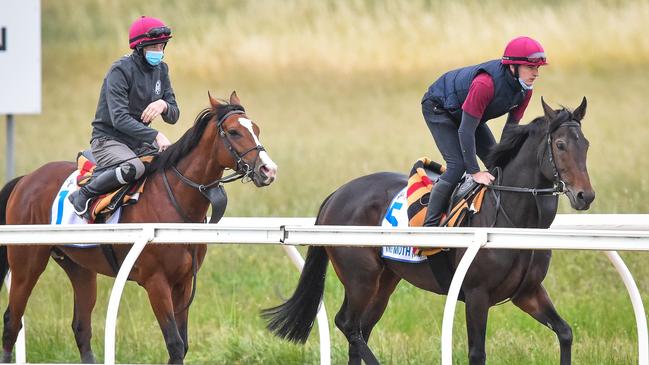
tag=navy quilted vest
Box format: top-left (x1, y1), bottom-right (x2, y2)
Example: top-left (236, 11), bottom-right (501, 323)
top-left (422, 60), bottom-right (525, 123)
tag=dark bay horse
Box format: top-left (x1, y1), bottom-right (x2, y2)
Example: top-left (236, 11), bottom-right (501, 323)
top-left (263, 98), bottom-right (594, 365)
top-left (0, 92), bottom-right (277, 364)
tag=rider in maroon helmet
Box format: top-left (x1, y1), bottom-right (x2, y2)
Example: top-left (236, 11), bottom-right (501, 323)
top-left (421, 36), bottom-right (548, 227)
top-left (69, 16), bottom-right (180, 220)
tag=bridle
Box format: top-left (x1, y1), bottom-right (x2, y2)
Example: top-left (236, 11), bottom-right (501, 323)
top-left (214, 109), bottom-right (267, 182)
top-left (486, 118), bottom-right (582, 228)
top-left (162, 107), bottom-right (267, 222)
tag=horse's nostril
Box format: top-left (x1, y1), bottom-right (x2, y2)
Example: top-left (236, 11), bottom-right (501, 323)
top-left (260, 164), bottom-right (276, 179)
top-left (577, 190), bottom-right (596, 204)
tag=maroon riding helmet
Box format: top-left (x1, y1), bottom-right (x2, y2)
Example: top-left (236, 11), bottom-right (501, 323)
top-left (502, 36), bottom-right (548, 67)
top-left (128, 16), bottom-right (172, 49)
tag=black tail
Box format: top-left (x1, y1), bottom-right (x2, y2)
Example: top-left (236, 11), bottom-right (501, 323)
top-left (261, 193), bottom-right (335, 343)
top-left (261, 246), bottom-right (329, 343)
top-left (0, 176), bottom-right (23, 291)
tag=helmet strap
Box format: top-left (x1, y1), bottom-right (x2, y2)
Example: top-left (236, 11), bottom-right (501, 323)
top-left (511, 65), bottom-right (520, 79)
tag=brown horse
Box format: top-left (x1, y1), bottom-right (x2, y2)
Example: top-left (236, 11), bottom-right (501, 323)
top-left (0, 92), bottom-right (277, 364)
top-left (263, 98), bottom-right (594, 365)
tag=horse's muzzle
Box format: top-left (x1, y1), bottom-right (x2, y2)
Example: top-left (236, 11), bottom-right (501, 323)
top-left (566, 188), bottom-right (595, 210)
top-left (252, 163), bottom-right (277, 187)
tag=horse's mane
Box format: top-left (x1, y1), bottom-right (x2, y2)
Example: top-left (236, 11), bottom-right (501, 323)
top-left (148, 103), bottom-right (245, 174)
top-left (485, 108), bottom-right (574, 169)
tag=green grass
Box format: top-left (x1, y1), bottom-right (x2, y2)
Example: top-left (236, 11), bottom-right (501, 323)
top-left (0, 0), bottom-right (648, 364)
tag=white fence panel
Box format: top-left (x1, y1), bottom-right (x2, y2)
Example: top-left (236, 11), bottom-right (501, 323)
top-left (0, 214), bottom-right (647, 364)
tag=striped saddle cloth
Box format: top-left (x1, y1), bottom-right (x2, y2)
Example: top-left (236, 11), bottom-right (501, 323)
top-left (406, 157), bottom-right (488, 256)
top-left (75, 151), bottom-right (152, 223)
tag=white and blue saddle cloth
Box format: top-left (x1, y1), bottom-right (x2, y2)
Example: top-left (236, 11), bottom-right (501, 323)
top-left (50, 171), bottom-right (120, 247)
top-left (380, 187), bottom-right (426, 263)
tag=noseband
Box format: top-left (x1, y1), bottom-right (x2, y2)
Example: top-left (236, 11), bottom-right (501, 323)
top-left (162, 107), bottom-right (267, 222)
top-left (486, 118), bottom-right (582, 229)
top-left (488, 119), bottom-right (581, 196)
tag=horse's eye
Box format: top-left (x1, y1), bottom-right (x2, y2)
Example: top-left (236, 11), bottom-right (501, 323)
top-left (227, 129), bottom-right (241, 137)
top-left (556, 141), bottom-right (567, 151)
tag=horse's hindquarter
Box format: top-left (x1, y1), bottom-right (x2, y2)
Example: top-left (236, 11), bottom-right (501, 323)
top-left (318, 172), bottom-right (406, 282)
top-left (6, 161), bottom-right (75, 225)
top-left (318, 172), bottom-right (406, 226)
top-left (4, 162), bottom-right (75, 290)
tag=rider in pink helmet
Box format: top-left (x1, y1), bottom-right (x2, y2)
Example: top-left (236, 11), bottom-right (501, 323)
top-left (420, 36), bottom-right (548, 228)
top-left (69, 16), bottom-right (180, 220)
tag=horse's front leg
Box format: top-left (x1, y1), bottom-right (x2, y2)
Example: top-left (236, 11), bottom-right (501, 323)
top-left (513, 285), bottom-right (572, 365)
top-left (143, 274), bottom-right (185, 364)
top-left (171, 279), bottom-right (193, 358)
top-left (464, 289), bottom-right (490, 365)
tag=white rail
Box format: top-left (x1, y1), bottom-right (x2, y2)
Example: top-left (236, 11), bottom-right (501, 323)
top-left (0, 214), bottom-right (647, 365)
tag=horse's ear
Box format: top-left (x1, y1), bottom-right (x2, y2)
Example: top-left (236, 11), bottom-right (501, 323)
top-left (208, 91), bottom-right (223, 109)
top-left (541, 97), bottom-right (557, 122)
top-left (572, 96), bottom-right (587, 121)
top-left (229, 91), bottom-right (241, 106)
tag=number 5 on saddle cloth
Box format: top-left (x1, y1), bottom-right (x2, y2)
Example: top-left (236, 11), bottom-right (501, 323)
top-left (381, 157), bottom-right (487, 260)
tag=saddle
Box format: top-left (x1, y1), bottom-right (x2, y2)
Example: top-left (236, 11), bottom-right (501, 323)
top-left (406, 158), bottom-right (488, 255)
top-left (75, 150), bottom-right (153, 223)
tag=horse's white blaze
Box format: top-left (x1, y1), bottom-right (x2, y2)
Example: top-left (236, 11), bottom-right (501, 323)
top-left (238, 117), bottom-right (278, 175)
top-left (238, 118), bottom-right (261, 145)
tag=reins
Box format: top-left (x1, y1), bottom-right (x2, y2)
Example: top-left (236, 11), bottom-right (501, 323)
top-left (162, 108), bottom-right (266, 223)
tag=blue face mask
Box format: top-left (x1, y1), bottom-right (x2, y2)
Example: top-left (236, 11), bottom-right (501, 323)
top-left (145, 50), bottom-right (164, 66)
top-left (518, 77), bottom-right (533, 90)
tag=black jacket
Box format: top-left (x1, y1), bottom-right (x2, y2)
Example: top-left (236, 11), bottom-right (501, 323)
top-left (90, 50), bottom-right (180, 149)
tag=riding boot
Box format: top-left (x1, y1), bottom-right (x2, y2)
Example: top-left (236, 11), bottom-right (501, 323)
top-left (422, 179), bottom-right (455, 227)
top-left (68, 168), bottom-right (124, 220)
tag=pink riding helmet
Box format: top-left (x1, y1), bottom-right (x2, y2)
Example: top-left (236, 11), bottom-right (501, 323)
top-left (128, 16), bottom-right (172, 49)
top-left (501, 36), bottom-right (548, 66)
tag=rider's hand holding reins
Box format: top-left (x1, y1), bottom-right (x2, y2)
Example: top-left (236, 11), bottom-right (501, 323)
top-left (472, 171), bottom-right (495, 185)
top-left (155, 132), bottom-right (171, 152)
top-left (141, 99), bottom-right (168, 124)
